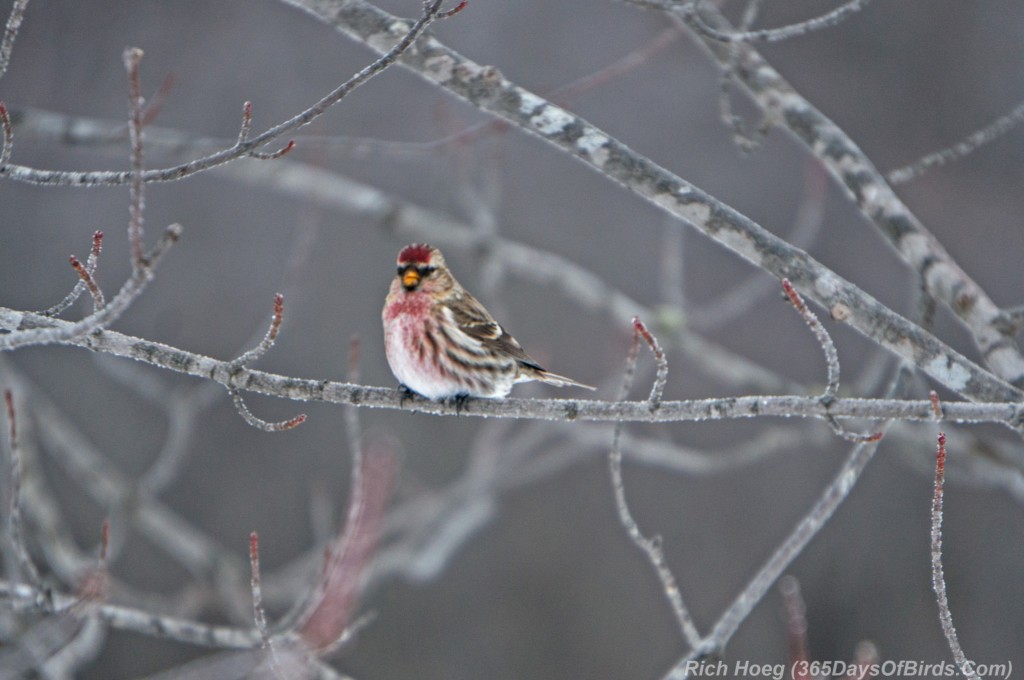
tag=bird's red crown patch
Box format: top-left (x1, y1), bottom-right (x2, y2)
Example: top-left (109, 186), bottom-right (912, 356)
top-left (398, 243), bottom-right (434, 265)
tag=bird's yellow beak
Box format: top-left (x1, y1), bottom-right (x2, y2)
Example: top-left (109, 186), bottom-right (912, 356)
top-left (402, 267), bottom-right (421, 289)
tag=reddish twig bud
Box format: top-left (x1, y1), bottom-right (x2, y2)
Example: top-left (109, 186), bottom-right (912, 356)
top-left (631, 317), bottom-right (668, 404)
top-left (929, 431), bottom-right (979, 680)
top-left (439, 0), bottom-right (468, 18)
top-left (249, 531), bottom-right (272, 647)
top-left (782, 280), bottom-right (880, 442)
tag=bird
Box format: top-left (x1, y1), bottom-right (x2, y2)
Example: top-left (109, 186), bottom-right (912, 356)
top-left (382, 243), bottom-right (595, 401)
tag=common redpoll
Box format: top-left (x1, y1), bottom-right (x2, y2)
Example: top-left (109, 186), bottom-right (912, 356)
top-left (382, 243), bottom-right (595, 400)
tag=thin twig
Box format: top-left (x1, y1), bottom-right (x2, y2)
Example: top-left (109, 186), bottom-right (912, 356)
top-left (664, 365), bottom-right (913, 676)
top-left (782, 279), bottom-right (882, 443)
top-left (229, 293), bottom-right (286, 370)
top-left (0, 100), bottom-right (12, 166)
top-left (73, 518), bottom-right (111, 606)
top-left (68, 255), bottom-right (105, 311)
top-left (681, 0), bottom-right (873, 44)
top-left (230, 389), bottom-right (307, 432)
top-left (663, 432), bottom-right (888, 676)
top-left (0, 0), bottom-right (30, 80)
top-left (227, 294), bottom-right (307, 431)
top-left (0, 578), bottom-right (263, 648)
top-left (4, 389), bottom-right (44, 589)
top-left (782, 279), bottom-right (840, 399)
top-left (717, 0), bottom-right (769, 151)
top-left (250, 532), bottom-right (271, 646)
top-left (238, 101), bottom-right (254, 145)
top-left (0, 223), bottom-right (181, 350)
top-left (0, 0), bottom-right (465, 187)
top-left (344, 335), bottom-right (364, 521)
top-left (609, 321), bottom-right (701, 650)
top-left (931, 433), bottom-right (981, 680)
top-left (123, 47), bottom-right (146, 271)
top-left (889, 98), bottom-right (1024, 184)
top-left (41, 231), bottom-right (105, 317)
top-left (632, 317), bottom-right (668, 404)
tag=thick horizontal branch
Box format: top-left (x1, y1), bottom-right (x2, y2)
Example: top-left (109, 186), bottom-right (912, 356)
top-left (2, 308), bottom-right (1021, 427)
top-left (277, 0), bottom-right (1024, 406)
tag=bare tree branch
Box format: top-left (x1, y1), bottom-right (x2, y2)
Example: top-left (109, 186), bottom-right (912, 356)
top-left (0, 0), bottom-right (30, 80)
top-left (4, 313), bottom-right (1024, 426)
top-left (667, 3), bottom-right (1024, 387)
top-left (930, 433), bottom-right (981, 680)
top-left (889, 97), bottom-right (1024, 184)
top-left (609, 321), bottom-right (701, 648)
top-left (0, 0), bottom-right (465, 187)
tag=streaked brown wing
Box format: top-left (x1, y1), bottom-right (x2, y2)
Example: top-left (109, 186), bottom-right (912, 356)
top-left (447, 292), bottom-right (545, 369)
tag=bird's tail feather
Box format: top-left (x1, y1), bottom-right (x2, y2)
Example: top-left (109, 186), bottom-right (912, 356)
top-left (536, 370), bottom-right (596, 391)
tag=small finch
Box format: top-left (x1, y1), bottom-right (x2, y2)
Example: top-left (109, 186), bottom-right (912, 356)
top-left (382, 243), bottom-right (595, 400)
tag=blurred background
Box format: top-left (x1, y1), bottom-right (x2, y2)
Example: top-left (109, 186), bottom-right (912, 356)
top-left (1, 0), bottom-right (1023, 677)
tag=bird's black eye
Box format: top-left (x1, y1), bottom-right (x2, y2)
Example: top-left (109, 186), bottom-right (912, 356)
top-left (420, 266), bottom-right (436, 276)
top-left (397, 266), bottom-right (405, 276)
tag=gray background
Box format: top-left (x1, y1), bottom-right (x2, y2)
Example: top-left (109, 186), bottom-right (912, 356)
top-left (1, 1), bottom-right (1022, 678)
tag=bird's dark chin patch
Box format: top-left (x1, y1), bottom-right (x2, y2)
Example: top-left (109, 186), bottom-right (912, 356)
top-left (402, 282), bottom-right (420, 292)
